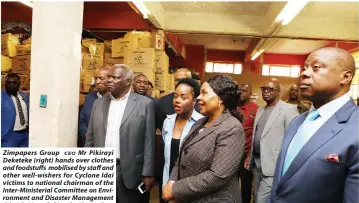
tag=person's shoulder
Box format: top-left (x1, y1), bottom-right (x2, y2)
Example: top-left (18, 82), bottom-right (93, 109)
top-left (133, 92), bottom-right (152, 104)
top-left (280, 100), bottom-right (297, 110)
top-left (159, 92), bottom-right (174, 102)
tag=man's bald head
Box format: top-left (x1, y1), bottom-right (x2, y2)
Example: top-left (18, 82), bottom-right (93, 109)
top-left (239, 84), bottom-right (253, 103)
top-left (289, 84), bottom-right (300, 100)
top-left (261, 78), bottom-right (281, 105)
top-left (174, 68), bottom-right (192, 87)
top-left (301, 47), bottom-right (355, 107)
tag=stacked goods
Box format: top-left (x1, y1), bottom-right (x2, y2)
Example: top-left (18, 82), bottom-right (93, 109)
top-left (80, 39), bottom-right (104, 93)
top-left (1, 33), bottom-right (31, 91)
top-left (154, 51), bottom-right (170, 91)
top-left (169, 73), bottom-right (175, 91)
top-left (1, 33), bottom-right (20, 57)
top-left (124, 48), bottom-right (156, 82)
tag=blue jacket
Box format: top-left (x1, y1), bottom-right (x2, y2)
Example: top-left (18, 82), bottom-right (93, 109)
top-left (268, 100), bottom-right (358, 203)
top-left (78, 91), bottom-right (99, 137)
top-left (1, 90), bottom-right (29, 139)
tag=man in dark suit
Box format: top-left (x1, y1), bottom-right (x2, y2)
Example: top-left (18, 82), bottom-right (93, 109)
top-left (132, 73), bottom-right (162, 203)
top-left (85, 64), bottom-right (156, 203)
top-left (78, 66), bottom-right (110, 147)
top-left (269, 47), bottom-right (358, 203)
top-left (1, 73), bottom-right (30, 147)
top-left (158, 68), bottom-right (199, 129)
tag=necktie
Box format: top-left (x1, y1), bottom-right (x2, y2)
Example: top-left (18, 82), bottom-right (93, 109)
top-left (282, 110), bottom-right (320, 176)
top-left (15, 94), bottom-right (26, 126)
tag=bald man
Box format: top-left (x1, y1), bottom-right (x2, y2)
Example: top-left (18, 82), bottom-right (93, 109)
top-left (78, 66), bottom-right (111, 147)
top-left (247, 78), bottom-right (298, 203)
top-left (269, 48), bottom-right (358, 203)
top-left (287, 85), bottom-right (310, 114)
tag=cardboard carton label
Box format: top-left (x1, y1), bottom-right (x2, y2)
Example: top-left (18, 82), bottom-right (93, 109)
top-left (124, 48), bottom-right (156, 69)
top-left (12, 55), bottom-right (31, 74)
top-left (82, 39), bottom-right (97, 48)
top-left (88, 43), bottom-right (104, 57)
top-left (82, 54), bottom-right (104, 70)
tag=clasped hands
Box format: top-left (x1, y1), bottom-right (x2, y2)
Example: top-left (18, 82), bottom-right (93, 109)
top-left (162, 181), bottom-right (177, 203)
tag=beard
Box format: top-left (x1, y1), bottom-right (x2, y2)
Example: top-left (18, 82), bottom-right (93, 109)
top-left (5, 85), bottom-right (19, 95)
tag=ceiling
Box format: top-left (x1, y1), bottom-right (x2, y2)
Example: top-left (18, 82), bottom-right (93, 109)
top-left (146, 1), bottom-right (359, 55)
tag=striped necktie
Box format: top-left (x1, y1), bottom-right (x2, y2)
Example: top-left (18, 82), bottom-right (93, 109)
top-left (282, 110), bottom-right (320, 176)
top-left (14, 94), bottom-right (26, 126)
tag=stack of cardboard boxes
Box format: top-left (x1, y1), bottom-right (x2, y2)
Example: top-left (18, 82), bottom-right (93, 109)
top-left (112, 30), bottom-right (170, 91)
top-left (1, 33), bottom-right (31, 91)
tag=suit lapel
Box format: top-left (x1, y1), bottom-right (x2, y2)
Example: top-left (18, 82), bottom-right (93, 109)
top-left (180, 117), bottom-right (207, 150)
top-left (103, 96), bottom-right (111, 133)
top-left (183, 112), bottom-right (230, 150)
top-left (120, 92), bottom-right (137, 127)
top-left (261, 101), bottom-right (283, 139)
top-left (277, 100), bottom-right (357, 189)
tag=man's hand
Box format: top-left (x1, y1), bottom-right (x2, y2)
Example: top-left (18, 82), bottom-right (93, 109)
top-left (162, 181), bottom-right (175, 201)
top-left (142, 177), bottom-right (155, 191)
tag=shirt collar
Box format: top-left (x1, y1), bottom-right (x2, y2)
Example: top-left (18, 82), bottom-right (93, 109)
top-left (110, 90), bottom-right (130, 101)
top-left (97, 91), bottom-right (102, 99)
top-left (309, 92), bottom-right (351, 120)
top-left (167, 110), bottom-right (203, 122)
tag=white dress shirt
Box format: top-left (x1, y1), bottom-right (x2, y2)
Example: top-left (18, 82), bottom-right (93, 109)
top-left (97, 91), bottom-right (102, 99)
top-left (11, 92), bottom-right (28, 131)
top-left (287, 92), bottom-right (351, 151)
top-left (105, 90), bottom-right (130, 158)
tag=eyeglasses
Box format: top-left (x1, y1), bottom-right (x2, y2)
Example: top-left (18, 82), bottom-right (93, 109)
top-left (260, 87), bottom-right (279, 92)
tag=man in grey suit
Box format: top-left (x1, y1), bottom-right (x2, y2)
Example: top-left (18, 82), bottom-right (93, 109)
top-left (85, 64), bottom-right (156, 203)
top-left (247, 78), bottom-right (298, 203)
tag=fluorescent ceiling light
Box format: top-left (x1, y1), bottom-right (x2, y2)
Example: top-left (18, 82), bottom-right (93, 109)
top-left (276, 0), bottom-right (308, 25)
top-left (251, 50), bottom-right (264, 61)
top-left (18, 0), bottom-right (33, 8)
top-left (132, 1), bottom-right (151, 19)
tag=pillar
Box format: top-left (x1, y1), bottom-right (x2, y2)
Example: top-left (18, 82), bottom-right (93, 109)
top-left (29, 2), bottom-right (84, 147)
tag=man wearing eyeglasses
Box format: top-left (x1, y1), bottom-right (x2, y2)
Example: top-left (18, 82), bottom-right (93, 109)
top-left (1, 73), bottom-right (30, 147)
top-left (246, 78), bottom-right (298, 203)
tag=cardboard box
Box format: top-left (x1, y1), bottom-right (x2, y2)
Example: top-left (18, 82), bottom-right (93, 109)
top-left (82, 54), bottom-right (104, 70)
top-left (104, 58), bottom-right (124, 66)
top-left (155, 51), bottom-right (169, 72)
top-left (23, 37), bottom-right (32, 45)
top-left (79, 93), bottom-right (87, 105)
top-left (1, 55), bottom-right (12, 72)
top-left (112, 38), bottom-right (138, 58)
top-left (88, 43), bottom-right (104, 58)
top-left (82, 39), bottom-right (97, 48)
top-left (104, 40), bottom-right (112, 53)
top-left (152, 30), bottom-right (165, 51)
top-left (131, 66), bottom-right (155, 83)
top-left (16, 44), bottom-right (31, 56)
top-left (125, 31), bottom-right (152, 48)
top-left (1, 75), bottom-right (5, 90)
top-left (19, 75), bottom-right (27, 85)
top-left (81, 46), bottom-right (89, 53)
top-left (21, 75), bottom-right (30, 90)
top-left (1, 42), bottom-right (17, 57)
top-left (169, 73), bottom-right (175, 91)
top-left (2, 33), bottom-right (12, 42)
top-left (81, 70), bottom-right (95, 85)
top-left (105, 53), bottom-right (112, 59)
top-left (155, 69), bottom-right (169, 91)
top-left (124, 48), bottom-right (156, 70)
top-left (12, 55), bottom-right (31, 74)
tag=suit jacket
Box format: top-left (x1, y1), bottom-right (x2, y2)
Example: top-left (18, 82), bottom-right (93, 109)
top-left (268, 100), bottom-right (358, 203)
top-left (248, 100), bottom-right (298, 176)
top-left (78, 91), bottom-right (99, 137)
top-left (169, 111), bottom-right (245, 203)
top-left (85, 92), bottom-right (156, 189)
top-left (158, 92), bottom-right (200, 129)
top-left (1, 90), bottom-right (29, 140)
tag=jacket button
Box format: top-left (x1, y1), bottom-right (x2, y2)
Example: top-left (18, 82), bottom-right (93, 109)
top-left (276, 196), bottom-right (279, 200)
top-left (181, 165), bottom-right (186, 170)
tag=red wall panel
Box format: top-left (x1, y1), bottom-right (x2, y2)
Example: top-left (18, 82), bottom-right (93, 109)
top-left (207, 50), bottom-right (245, 63)
top-left (184, 45), bottom-right (205, 78)
top-left (263, 54), bottom-right (307, 66)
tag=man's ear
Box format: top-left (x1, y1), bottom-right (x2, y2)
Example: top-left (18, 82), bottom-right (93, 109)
top-left (340, 70), bottom-right (353, 85)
